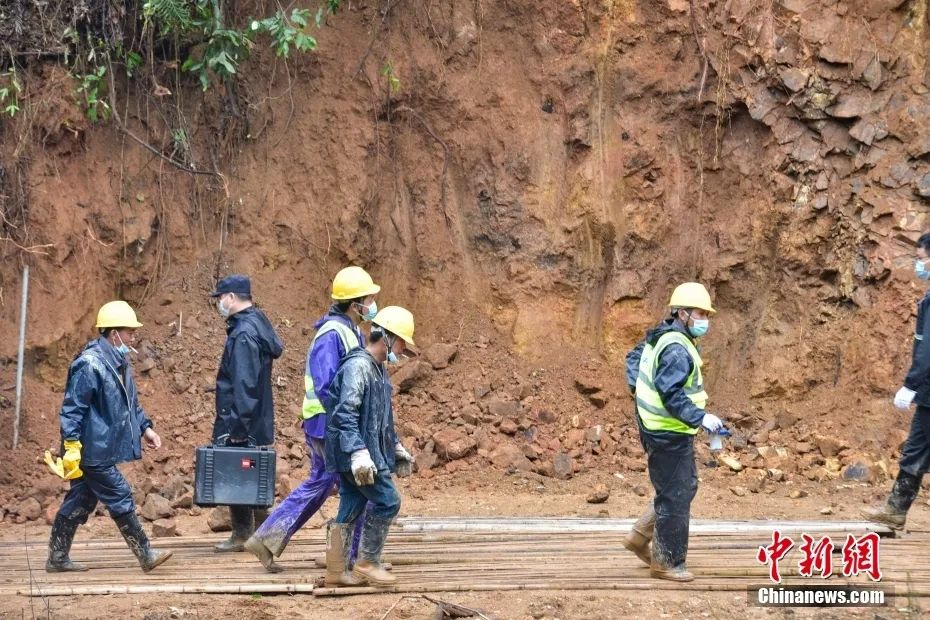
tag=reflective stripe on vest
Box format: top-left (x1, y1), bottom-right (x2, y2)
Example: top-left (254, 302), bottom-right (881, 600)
top-left (635, 331), bottom-right (706, 435)
top-left (301, 321), bottom-right (360, 419)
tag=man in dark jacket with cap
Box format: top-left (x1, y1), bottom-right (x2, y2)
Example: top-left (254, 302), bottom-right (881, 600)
top-left (209, 274), bottom-right (285, 552)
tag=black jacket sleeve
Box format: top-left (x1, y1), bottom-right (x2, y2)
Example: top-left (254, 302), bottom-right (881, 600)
top-left (905, 296), bottom-right (930, 392)
top-left (227, 334), bottom-right (263, 440)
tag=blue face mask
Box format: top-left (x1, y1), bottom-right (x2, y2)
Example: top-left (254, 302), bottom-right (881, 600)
top-left (358, 300), bottom-right (378, 322)
top-left (690, 319), bottom-right (710, 337)
top-left (916, 260), bottom-right (930, 281)
top-left (387, 351), bottom-right (398, 364)
top-left (115, 332), bottom-right (135, 356)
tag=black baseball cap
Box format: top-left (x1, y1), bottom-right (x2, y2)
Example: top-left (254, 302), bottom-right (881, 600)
top-left (210, 274), bottom-right (251, 297)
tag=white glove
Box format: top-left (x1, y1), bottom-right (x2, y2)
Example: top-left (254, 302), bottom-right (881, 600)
top-left (395, 442), bottom-right (414, 463)
top-left (350, 449), bottom-right (376, 486)
top-left (894, 387), bottom-right (917, 410)
top-left (701, 413), bottom-right (724, 433)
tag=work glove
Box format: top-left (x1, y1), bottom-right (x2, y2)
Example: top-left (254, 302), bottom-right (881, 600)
top-left (395, 442), bottom-right (414, 463)
top-left (894, 386), bottom-right (917, 410)
top-left (701, 413), bottom-right (724, 433)
top-left (44, 439), bottom-right (83, 480)
top-left (350, 449), bottom-right (376, 486)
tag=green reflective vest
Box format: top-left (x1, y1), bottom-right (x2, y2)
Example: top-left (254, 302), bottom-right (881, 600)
top-left (301, 321), bottom-right (360, 420)
top-left (635, 331), bottom-right (706, 435)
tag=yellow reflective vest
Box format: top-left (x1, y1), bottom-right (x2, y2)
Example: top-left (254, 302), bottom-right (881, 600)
top-left (635, 331), bottom-right (706, 435)
top-left (301, 321), bottom-right (361, 419)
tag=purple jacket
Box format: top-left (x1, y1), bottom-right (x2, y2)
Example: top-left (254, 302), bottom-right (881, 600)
top-left (303, 306), bottom-right (364, 439)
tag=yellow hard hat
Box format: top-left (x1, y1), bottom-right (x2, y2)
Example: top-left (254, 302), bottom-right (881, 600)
top-left (95, 300), bottom-right (143, 329)
top-left (372, 306), bottom-right (415, 347)
top-left (331, 266), bottom-right (381, 300)
top-left (668, 282), bottom-right (715, 314)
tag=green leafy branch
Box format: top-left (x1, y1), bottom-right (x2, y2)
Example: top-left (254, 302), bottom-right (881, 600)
top-left (0, 67), bottom-right (23, 118)
top-left (76, 65), bottom-right (111, 122)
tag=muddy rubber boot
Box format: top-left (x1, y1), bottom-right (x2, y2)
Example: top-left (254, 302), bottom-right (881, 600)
top-left (214, 506), bottom-right (253, 552)
top-left (621, 505), bottom-right (655, 567)
top-left (315, 556), bottom-right (393, 571)
top-left (861, 471), bottom-right (922, 530)
top-left (244, 535), bottom-right (283, 573)
top-left (324, 521), bottom-right (365, 586)
top-left (352, 513), bottom-right (396, 586)
top-left (45, 515), bottom-right (89, 573)
top-left (650, 560), bottom-right (694, 582)
top-left (114, 512), bottom-right (173, 573)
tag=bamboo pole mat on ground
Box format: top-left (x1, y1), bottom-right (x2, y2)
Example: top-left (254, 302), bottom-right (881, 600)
top-left (0, 518), bottom-right (918, 598)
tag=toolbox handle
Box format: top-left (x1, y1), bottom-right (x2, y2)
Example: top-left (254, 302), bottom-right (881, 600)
top-left (214, 434), bottom-right (258, 447)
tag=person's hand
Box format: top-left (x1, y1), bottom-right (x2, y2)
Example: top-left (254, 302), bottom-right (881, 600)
top-left (894, 387), bottom-right (916, 410)
top-left (350, 449), bottom-right (376, 486)
top-left (395, 442), bottom-right (414, 463)
top-left (45, 440), bottom-right (83, 480)
top-left (143, 428), bottom-right (162, 449)
top-left (701, 413), bottom-right (724, 433)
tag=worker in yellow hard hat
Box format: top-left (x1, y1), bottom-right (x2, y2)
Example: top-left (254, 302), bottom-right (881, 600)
top-left (323, 306), bottom-right (415, 587)
top-left (44, 301), bottom-right (172, 574)
top-left (863, 231), bottom-right (930, 529)
top-left (246, 266), bottom-right (384, 574)
top-left (622, 283), bottom-right (725, 582)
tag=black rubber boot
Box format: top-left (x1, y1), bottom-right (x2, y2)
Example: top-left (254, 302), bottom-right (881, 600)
top-left (862, 471), bottom-right (923, 530)
top-left (214, 506), bottom-right (253, 552)
top-left (114, 512), bottom-right (173, 573)
top-left (45, 515), bottom-right (89, 573)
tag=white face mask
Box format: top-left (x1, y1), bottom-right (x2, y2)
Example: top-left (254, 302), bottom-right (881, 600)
top-left (217, 296), bottom-right (231, 318)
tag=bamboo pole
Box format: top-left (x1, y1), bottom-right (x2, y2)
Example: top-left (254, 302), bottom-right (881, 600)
top-left (19, 583), bottom-right (316, 596)
top-left (12, 265), bottom-right (28, 449)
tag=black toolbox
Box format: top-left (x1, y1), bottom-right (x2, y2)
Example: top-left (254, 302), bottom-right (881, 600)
top-left (193, 444), bottom-right (276, 507)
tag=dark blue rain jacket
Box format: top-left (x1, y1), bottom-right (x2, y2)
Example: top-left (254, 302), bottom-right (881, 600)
top-left (59, 338), bottom-right (153, 466)
top-left (325, 347), bottom-right (397, 474)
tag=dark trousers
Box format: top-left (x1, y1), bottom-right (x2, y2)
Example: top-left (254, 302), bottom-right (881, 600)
top-left (900, 405), bottom-right (930, 478)
top-left (334, 472), bottom-right (401, 524)
top-left (640, 429), bottom-right (698, 568)
top-left (57, 464), bottom-right (135, 522)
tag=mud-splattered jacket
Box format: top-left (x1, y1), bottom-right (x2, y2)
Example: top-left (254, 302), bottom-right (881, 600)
top-left (59, 337), bottom-right (153, 466)
top-left (905, 290), bottom-right (930, 406)
top-left (325, 347), bottom-right (397, 474)
top-left (626, 319), bottom-right (706, 441)
top-left (213, 306), bottom-right (284, 445)
top-left (301, 306), bottom-right (365, 439)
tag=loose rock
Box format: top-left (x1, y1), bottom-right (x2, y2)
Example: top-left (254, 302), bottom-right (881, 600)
top-left (586, 483), bottom-right (610, 504)
top-left (553, 453), bottom-right (573, 480)
top-left (152, 518), bottom-right (177, 537)
top-left (16, 497), bottom-right (41, 521)
top-left (140, 493), bottom-right (174, 522)
top-left (432, 429), bottom-right (477, 461)
top-left (424, 343), bottom-right (458, 370)
top-left (207, 507), bottom-right (232, 532)
top-left (719, 455), bottom-right (744, 472)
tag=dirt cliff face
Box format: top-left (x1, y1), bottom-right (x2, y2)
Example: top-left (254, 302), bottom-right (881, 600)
top-left (1, 1), bottom-right (929, 517)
